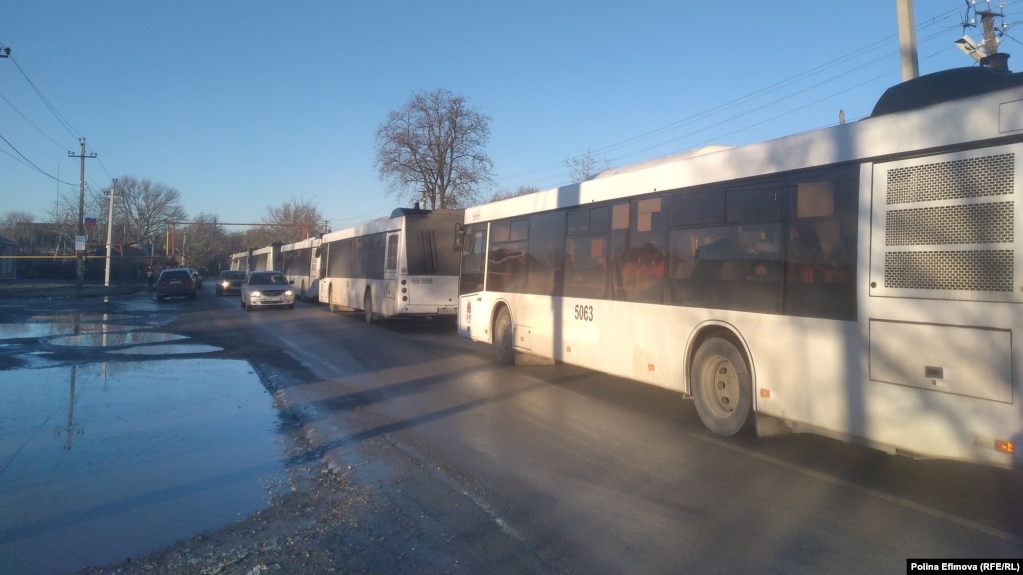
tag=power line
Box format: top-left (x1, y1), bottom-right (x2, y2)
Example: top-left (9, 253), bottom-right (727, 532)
top-left (0, 90), bottom-right (69, 150)
top-left (0, 131), bottom-right (76, 185)
top-left (8, 56), bottom-right (82, 141)
top-left (494, 6), bottom-right (965, 191)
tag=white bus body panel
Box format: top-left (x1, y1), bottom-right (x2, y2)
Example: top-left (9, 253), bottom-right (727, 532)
top-left (321, 276), bottom-right (458, 316)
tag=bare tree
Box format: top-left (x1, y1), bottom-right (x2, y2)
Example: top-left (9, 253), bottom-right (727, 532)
top-left (249, 198), bottom-right (324, 248)
top-left (0, 211), bottom-right (35, 240)
top-left (46, 192), bottom-right (80, 255)
top-left (179, 212), bottom-right (227, 272)
top-left (375, 88), bottom-right (494, 210)
top-left (565, 150), bottom-right (613, 183)
top-left (114, 176), bottom-right (187, 257)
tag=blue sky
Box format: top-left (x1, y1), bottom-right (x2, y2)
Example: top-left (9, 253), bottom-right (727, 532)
top-left (0, 1), bottom-right (1001, 231)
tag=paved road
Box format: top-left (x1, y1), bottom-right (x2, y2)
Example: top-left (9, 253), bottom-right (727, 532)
top-left (197, 289), bottom-right (1023, 574)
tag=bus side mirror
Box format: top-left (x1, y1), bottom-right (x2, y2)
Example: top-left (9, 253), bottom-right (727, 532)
top-left (453, 223), bottom-right (464, 252)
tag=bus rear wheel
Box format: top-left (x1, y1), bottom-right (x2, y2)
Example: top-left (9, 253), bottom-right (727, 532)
top-left (690, 336), bottom-right (752, 436)
top-left (364, 291), bottom-right (374, 323)
top-left (493, 307), bottom-right (514, 364)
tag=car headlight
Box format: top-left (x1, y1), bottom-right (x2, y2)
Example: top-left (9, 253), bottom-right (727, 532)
top-left (284, 289), bottom-right (294, 297)
top-left (221, 280), bottom-right (229, 287)
top-left (250, 290), bottom-right (262, 297)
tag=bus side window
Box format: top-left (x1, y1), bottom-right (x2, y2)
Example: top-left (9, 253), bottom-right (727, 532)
top-left (609, 203), bottom-right (630, 300)
top-left (782, 166), bottom-right (858, 320)
top-left (623, 196), bottom-right (667, 303)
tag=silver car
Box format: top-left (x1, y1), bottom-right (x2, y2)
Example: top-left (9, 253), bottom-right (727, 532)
top-left (240, 271), bottom-right (295, 311)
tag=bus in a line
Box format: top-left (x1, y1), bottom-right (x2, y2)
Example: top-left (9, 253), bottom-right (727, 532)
top-left (280, 236), bottom-right (322, 301)
top-left (230, 245), bottom-right (273, 273)
top-left (456, 66), bottom-right (1023, 468)
top-left (319, 206), bottom-right (463, 322)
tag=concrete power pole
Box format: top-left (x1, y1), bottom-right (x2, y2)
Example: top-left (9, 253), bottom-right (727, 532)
top-left (104, 179), bottom-right (117, 286)
top-left (68, 138), bottom-right (96, 292)
top-left (896, 0), bottom-right (920, 81)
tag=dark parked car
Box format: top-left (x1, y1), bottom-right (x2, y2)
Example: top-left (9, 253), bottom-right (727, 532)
top-left (215, 270), bottom-right (246, 296)
top-left (241, 271), bottom-right (295, 311)
top-left (154, 268), bottom-right (197, 301)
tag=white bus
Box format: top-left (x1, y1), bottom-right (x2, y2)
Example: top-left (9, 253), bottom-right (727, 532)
top-left (280, 236), bottom-right (322, 301)
top-left (319, 207), bottom-right (463, 322)
top-left (230, 245), bottom-right (273, 273)
top-left (456, 66), bottom-right (1023, 468)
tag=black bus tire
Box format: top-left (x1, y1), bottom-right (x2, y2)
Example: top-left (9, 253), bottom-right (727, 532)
top-left (690, 336), bottom-right (752, 436)
top-left (493, 306), bottom-right (514, 364)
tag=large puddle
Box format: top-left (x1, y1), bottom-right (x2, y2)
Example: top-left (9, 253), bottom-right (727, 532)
top-left (0, 360), bottom-right (289, 575)
top-left (0, 322), bottom-right (149, 341)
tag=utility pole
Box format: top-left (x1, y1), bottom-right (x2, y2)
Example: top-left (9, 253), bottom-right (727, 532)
top-left (977, 4), bottom-right (1010, 72)
top-left (104, 179), bottom-right (117, 286)
top-left (68, 138), bottom-right (97, 292)
top-left (896, 0), bottom-right (919, 81)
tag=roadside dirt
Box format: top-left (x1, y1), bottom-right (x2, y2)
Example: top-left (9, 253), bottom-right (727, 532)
top-left (73, 454), bottom-right (371, 575)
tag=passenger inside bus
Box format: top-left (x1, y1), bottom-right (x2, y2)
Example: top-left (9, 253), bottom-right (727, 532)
top-left (786, 222), bottom-right (825, 283)
top-left (620, 241), bottom-right (666, 301)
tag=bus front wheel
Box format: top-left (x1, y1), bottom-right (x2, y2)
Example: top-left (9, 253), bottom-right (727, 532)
top-left (493, 307), bottom-right (514, 364)
top-left (690, 337), bottom-right (752, 436)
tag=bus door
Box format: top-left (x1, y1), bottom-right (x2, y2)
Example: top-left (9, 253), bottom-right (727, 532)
top-left (382, 231), bottom-right (400, 315)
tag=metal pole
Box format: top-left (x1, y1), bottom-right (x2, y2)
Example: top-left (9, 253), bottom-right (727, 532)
top-left (104, 179), bottom-right (116, 286)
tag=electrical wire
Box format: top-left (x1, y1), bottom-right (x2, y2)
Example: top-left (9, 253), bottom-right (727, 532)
top-left (0, 132), bottom-right (76, 185)
top-left (494, 6), bottom-right (965, 192)
top-left (7, 56), bottom-right (82, 141)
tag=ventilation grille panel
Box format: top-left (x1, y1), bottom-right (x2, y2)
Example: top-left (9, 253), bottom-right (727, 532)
top-left (884, 250), bottom-right (1014, 291)
top-left (886, 202), bottom-right (1014, 246)
top-left (886, 153), bottom-right (1013, 204)
top-left (876, 148), bottom-right (1017, 298)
